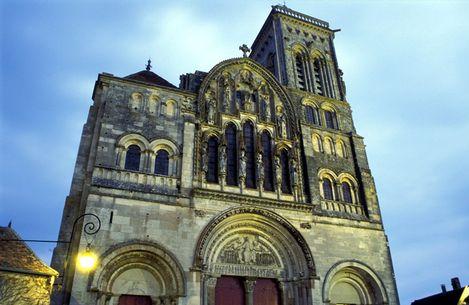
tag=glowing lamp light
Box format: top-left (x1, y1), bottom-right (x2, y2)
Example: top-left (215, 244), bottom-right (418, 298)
top-left (77, 246), bottom-right (98, 272)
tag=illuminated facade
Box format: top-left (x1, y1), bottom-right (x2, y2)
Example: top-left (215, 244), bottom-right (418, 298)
top-left (51, 5), bottom-right (399, 305)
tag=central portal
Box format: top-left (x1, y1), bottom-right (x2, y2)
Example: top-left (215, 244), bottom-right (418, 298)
top-left (215, 276), bottom-right (279, 305)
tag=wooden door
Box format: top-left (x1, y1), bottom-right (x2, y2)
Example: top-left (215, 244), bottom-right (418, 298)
top-left (253, 279), bottom-right (279, 305)
top-left (215, 276), bottom-right (245, 305)
top-left (118, 295), bottom-right (152, 305)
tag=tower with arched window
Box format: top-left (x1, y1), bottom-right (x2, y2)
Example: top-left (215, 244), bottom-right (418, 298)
top-left (51, 5), bottom-right (399, 305)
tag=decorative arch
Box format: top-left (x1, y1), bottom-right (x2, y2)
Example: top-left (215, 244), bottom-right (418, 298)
top-left (323, 136), bottom-right (335, 155)
top-left (193, 207), bottom-right (316, 277)
top-left (148, 94), bottom-right (160, 115)
top-left (117, 133), bottom-right (150, 151)
top-left (322, 260), bottom-right (389, 305)
top-left (129, 92), bottom-right (143, 111)
top-left (197, 57), bottom-right (299, 138)
top-left (116, 133), bottom-right (150, 170)
top-left (90, 241), bottom-right (186, 305)
top-left (312, 133), bottom-right (323, 153)
top-left (149, 139), bottom-right (179, 176)
top-left (336, 139), bottom-right (347, 158)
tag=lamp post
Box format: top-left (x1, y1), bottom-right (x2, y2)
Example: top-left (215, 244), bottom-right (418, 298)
top-left (61, 213), bottom-right (101, 305)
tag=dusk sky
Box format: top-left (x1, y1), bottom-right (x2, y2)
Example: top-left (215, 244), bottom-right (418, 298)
top-left (1, 1), bottom-right (468, 304)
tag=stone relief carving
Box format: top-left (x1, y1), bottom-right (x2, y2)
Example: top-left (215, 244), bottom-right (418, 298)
top-left (217, 235), bottom-right (276, 266)
top-left (201, 140), bottom-right (208, 175)
top-left (219, 143), bottom-right (227, 176)
top-left (205, 91), bottom-right (216, 125)
top-left (276, 108), bottom-right (287, 139)
top-left (274, 155), bottom-right (282, 191)
top-left (290, 158), bottom-right (298, 186)
top-left (239, 148), bottom-right (247, 179)
top-left (181, 96), bottom-right (194, 111)
top-left (257, 151), bottom-right (264, 181)
top-left (223, 78), bottom-right (232, 112)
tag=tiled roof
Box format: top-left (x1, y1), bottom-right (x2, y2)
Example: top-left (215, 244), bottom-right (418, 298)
top-left (125, 70), bottom-right (177, 88)
top-left (0, 226), bottom-right (58, 276)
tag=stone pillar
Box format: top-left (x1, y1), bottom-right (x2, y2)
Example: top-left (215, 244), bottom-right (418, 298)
top-left (244, 278), bottom-right (256, 305)
top-left (180, 121), bottom-right (195, 196)
top-left (205, 276), bottom-right (218, 305)
top-left (115, 145), bottom-right (124, 168)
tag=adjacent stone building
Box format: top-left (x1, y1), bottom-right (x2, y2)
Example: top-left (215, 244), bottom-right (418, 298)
top-left (0, 225), bottom-right (58, 305)
top-left (51, 5), bottom-right (400, 305)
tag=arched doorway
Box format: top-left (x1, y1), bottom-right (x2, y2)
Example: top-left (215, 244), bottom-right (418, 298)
top-left (90, 241), bottom-right (186, 305)
top-left (194, 207), bottom-right (316, 305)
top-left (323, 261), bottom-right (389, 305)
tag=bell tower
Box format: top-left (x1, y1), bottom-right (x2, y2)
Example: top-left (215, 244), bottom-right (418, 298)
top-left (250, 5), bottom-right (346, 101)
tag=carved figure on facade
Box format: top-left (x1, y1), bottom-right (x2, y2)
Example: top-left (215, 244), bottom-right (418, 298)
top-left (239, 147), bottom-right (247, 180)
top-left (218, 235), bottom-right (275, 266)
top-left (276, 108), bottom-right (287, 139)
top-left (181, 96), bottom-right (194, 111)
top-left (259, 84), bottom-right (271, 121)
top-left (205, 91), bottom-right (216, 125)
top-left (274, 155), bottom-right (282, 192)
top-left (219, 143), bottom-right (227, 176)
top-left (257, 151), bottom-right (264, 181)
top-left (201, 140), bottom-right (208, 176)
top-left (244, 93), bottom-right (254, 112)
top-left (290, 158), bottom-right (298, 186)
top-left (223, 78), bottom-right (232, 112)
top-left (239, 69), bottom-right (253, 84)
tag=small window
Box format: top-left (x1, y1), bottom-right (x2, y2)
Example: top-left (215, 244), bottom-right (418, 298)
top-left (296, 55), bottom-right (306, 91)
top-left (322, 178), bottom-right (334, 200)
top-left (124, 145), bottom-right (141, 171)
top-left (305, 106), bottom-right (317, 124)
top-left (313, 59), bottom-right (324, 96)
top-left (342, 182), bottom-right (353, 203)
top-left (325, 110), bottom-right (338, 129)
top-left (155, 149), bottom-right (169, 175)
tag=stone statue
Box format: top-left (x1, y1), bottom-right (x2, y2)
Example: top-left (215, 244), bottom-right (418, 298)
top-left (257, 152), bottom-right (264, 180)
top-left (201, 141), bottom-right (208, 174)
top-left (244, 93), bottom-right (254, 112)
top-left (182, 97), bottom-right (194, 111)
top-left (239, 148), bottom-right (247, 179)
top-left (205, 91), bottom-right (216, 124)
top-left (219, 144), bottom-right (227, 175)
top-left (274, 155), bottom-right (282, 191)
top-left (223, 79), bottom-right (232, 112)
top-left (290, 158), bottom-right (298, 186)
top-left (277, 111), bottom-right (287, 138)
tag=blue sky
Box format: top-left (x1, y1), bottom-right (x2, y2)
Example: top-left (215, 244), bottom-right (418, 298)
top-left (1, 1), bottom-right (468, 304)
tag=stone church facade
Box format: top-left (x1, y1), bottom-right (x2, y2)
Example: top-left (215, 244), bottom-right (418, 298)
top-left (51, 5), bottom-right (400, 305)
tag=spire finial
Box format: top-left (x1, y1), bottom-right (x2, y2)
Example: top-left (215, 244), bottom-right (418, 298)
top-left (239, 44), bottom-right (251, 58)
top-left (8, 220), bottom-right (12, 228)
top-left (146, 59), bottom-right (152, 71)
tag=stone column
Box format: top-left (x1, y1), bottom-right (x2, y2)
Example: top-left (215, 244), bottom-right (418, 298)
top-left (115, 145), bottom-right (124, 168)
top-left (244, 278), bottom-right (256, 305)
top-left (180, 121), bottom-right (195, 197)
top-left (205, 276), bottom-right (218, 305)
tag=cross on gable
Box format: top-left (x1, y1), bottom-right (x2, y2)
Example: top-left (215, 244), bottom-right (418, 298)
top-left (239, 44), bottom-right (251, 58)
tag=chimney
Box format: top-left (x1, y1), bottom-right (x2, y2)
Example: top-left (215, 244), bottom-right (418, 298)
top-left (451, 277), bottom-right (461, 290)
top-left (441, 284), bottom-right (447, 293)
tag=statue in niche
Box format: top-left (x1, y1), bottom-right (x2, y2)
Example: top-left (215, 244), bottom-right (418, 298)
top-left (244, 93), bottom-right (254, 112)
top-left (223, 79), bottom-right (232, 112)
top-left (276, 110), bottom-right (287, 138)
top-left (274, 155), bottom-right (282, 191)
top-left (240, 69), bottom-right (253, 84)
top-left (290, 158), bottom-right (298, 186)
top-left (201, 140), bottom-right (208, 175)
top-left (239, 148), bottom-right (247, 179)
top-left (219, 143), bottom-right (227, 175)
top-left (257, 151), bottom-right (264, 181)
top-left (259, 83), bottom-right (271, 120)
top-left (205, 91), bottom-right (216, 125)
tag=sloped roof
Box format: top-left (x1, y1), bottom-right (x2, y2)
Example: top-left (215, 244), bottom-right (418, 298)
top-left (411, 287), bottom-right (469, 305)
top-left (0, 226), bottom-right (58, 276)
top-left (125, 70), bottom-right (177, 88)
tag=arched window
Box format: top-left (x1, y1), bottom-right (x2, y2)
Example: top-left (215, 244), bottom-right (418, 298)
top-left (342, 182), bottom-right (353, 203)
top-left (261, 131), bottom-right (274, 191)
top-left (312, 134), bottom-right (322, 153)
top-left (154, 149), bottom-right (169, 175)
top-left (206, 136), bottom-right (219, 183)
top-left (322, 178), bottom-right (334, 200)
top-left (225, 124), bottom-right (238, 186)
top-left (295, 55), bottom-right (306, 91)
top-left (280, 149), bottom-right (291, 194)
top-left (124, 145), bottom-right (141, 171)
top-left (304, 105), bottom-right (317, 124)
top-left (324, 138), bottom-right (334, 155)
top-left (325, 110), bottom-right (338, 129)
top-left (166, 100), bottom-right (176, 117)
top-left (243, 121), bottom-right (256, 189)
top-left (313, 59), bottom-right (325, 96)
